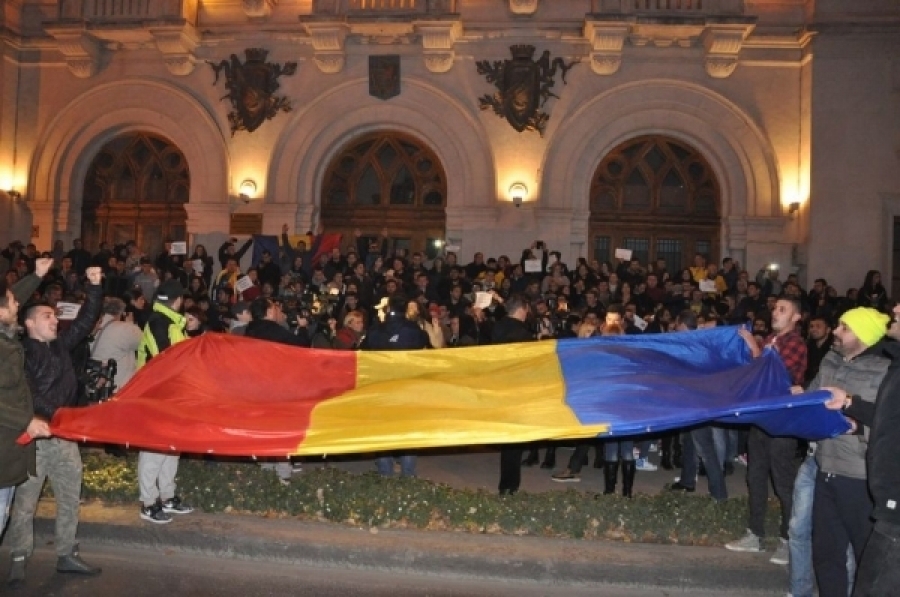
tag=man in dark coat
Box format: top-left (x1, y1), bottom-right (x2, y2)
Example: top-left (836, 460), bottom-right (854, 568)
top-left (6, 265), bottom-right (104, 588)
top-left (825, 302), bottom-right (900, 596)
top-left (0, 259), bottom-right (52, 536)
top-left (363, 295), bottom-right (429, 477)
top-left (244, 297), bottom-right (311, 347)
top-left (490, 294), bottom-right (534, 495)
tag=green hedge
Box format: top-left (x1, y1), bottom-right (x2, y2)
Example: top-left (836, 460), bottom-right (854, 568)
top-left (79, 452), bottom-right (783, 547)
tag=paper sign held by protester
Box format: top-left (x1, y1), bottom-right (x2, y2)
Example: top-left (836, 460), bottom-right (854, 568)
top-left (56, 302), bottom-right (81, 321)
top-left (445, 244), bottom-right (461, 253)
top-left (524, 259), bottom-right (542, 273)
top-left (474, 292), bottom-right (493, 310)
top-left (192, 259), bottom-right (204, 274)
top-left (614, 248), bottom-right (632, 261)
top-left (170, 242), bottom-right (187, 255)
top-left (699, 280), bottom-right (717, 293)
top-left (633, 315), bottom-right (648, 331)
top-left (235, 276), bottom-right (254, 293)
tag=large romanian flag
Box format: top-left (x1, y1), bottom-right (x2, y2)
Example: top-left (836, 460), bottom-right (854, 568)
top-left (51, 326), bottom-right (848, 457)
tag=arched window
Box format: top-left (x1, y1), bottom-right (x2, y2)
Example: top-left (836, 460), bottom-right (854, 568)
top-left (589, 135), bottom-right (720, 273)
top-left (82, 133), bottom-right (189, 259)
top-left (321, 132), bottom-right (446, 258)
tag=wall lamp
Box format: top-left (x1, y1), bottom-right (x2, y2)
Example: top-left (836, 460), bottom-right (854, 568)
top-left (7, 189), bottom-right (22, 201)
top-left (508, 182), bottom-right (528, 207)
top-left (238, 179), bottom-right (257, 203)
top-left (787, 201), bottom-right (800, 217)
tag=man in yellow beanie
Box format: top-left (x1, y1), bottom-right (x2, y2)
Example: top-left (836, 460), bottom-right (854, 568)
top-left (805, 307), bottom-right (890, 597)
top-left (825, 303), bottom-right (900, 596)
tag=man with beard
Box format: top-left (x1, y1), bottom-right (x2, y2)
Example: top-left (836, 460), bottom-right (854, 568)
top-left (805, 315), bottom-right (834, 386)
top-left (825, 303), bottom-right (900, 596)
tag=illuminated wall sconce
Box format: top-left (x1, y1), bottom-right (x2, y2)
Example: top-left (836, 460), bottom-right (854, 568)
top-left (238, 179), bottom-right (257, 202)
top-left (7, 189), bottom-right (22, 201)
top-left (508, 182), bottom-right (528, 208)
top-left (787, 201), bottom-right (800, 217)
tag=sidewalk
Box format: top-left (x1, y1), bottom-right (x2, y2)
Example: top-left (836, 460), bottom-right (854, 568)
top-left (21, 447), bottom-right (787, 595)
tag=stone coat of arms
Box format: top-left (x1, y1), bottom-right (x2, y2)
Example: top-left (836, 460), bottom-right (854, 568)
top-left (476, 45), bottom-right (578, 137)
top-left (209, 48), bottom-right (298, 135)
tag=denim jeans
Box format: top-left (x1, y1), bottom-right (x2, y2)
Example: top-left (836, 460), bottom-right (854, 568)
top-left (376, 454), bottom-right (416, 477)
top-left (680, 430), bottom-right (698, 485)
top-left (603, 440), bottom-right (635, 462)
top-left (0, 485), bottom-right (15, 537)
top-left (789, 455), bottom-right (818, 597)
top-left (724, 428), bottom-right (739, 463)
top-left (692, 426), bottom-right (727, 500)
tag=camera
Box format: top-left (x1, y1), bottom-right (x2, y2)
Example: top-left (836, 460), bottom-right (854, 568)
top-left (80, 358), bottom-right (117, 404)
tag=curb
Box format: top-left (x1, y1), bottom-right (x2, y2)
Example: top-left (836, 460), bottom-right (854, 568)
top-left (34, 501), bottom-right (788, 594)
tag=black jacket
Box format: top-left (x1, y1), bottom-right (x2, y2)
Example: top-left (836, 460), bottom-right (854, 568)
top-left (23, 283), bottom-right (103, 420)
top-left (491, 316), bottom-right (533, 344)
top-left (244, 319), bottom-right (311, 347)
top-left (364, 315), bottom-right (429, 350)
top-left (846, 340), bottom-right (900, 525)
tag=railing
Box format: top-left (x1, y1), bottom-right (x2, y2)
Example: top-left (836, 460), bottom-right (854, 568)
top-left (57, 0), bottom-right (197, 23)
top-left (591, 0), bottom-right (744, 16)
top-left (312, 0), bottom-right (457, 15)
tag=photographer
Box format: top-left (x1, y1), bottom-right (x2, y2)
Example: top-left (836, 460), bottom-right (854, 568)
top-left (244, 297), bottom-right (311, 347)
top-left (90, 297), bottom-right (141, 394)
top-left (6, 264), bottom-right (104, 587)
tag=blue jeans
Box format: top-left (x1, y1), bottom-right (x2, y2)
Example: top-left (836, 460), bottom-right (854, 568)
top-left (603, 440), bottom-right (635, 462)
top-left (376, 454), bottom-right (416, 477)
top-left (0, 486), bottom-right (14, 537)
top-left (692, 426), bottom-right (727, 500)
top-left (789, 455), bottom-right (818, 597)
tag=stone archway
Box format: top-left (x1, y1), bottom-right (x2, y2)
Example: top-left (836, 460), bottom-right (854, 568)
top-left (542, 79), bottom-right (783, 263)
top-left (27, 79), bottom-right (229, 249)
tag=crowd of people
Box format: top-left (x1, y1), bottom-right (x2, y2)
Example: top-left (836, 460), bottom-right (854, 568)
top-left (0, 230), bottom-right (898, 595)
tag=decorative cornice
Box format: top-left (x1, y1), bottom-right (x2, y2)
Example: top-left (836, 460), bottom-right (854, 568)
top-left (302, 20), bottom-right (348, 73)
top-left (702, 23), bottom-right (755, 78)
top-left (508, 0), bottom-right (539, 16)
top-left (415, 19), bottom-right (462, 73)
top-left (150, 25), bottom-right (200, 76)
top-left (583, 21), bottom-right (628, 75)
top-left (242, 0), bottom-right (277, 20)
top-left (45, 26), bottom-right (101, 78)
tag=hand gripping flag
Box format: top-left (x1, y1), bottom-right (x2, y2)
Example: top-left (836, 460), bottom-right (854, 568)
top-left (50, 326), bottom-right (848, 457)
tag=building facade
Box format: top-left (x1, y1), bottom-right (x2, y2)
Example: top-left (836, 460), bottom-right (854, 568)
top-left (0, 0), bottom-right (898, 292)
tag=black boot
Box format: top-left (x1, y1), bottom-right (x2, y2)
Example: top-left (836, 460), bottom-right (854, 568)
top-left (56, 550), bottom-right (101, 576)
top-left (621, 460), bottom-right (637, 498)
top-left (603, 460), bottom-right (619, 495)
top-left (660, 436), bottom-right (673, 470)
top-left (522, 448), bottom-right (539, 466)
top-left (593, 445), bottom-right (602, 468)
top-left (7, 552), bottom-right (26, 589)
top-left (540, 446), bottom-right (556, 469)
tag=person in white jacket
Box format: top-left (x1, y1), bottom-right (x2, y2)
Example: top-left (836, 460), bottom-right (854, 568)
top-left (90, 297), bottom-right (142, 393)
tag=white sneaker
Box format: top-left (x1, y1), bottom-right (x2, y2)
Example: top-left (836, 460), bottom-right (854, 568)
top-left (770, 538), bottom-right (789, 565)
top-left (725, 529), bottom-right (762, 552)
top-left (635, 457), bottom-right (658, 472)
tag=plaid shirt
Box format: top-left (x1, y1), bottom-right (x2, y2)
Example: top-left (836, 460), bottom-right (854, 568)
top-left (763, 329), bottom-right (808, 386)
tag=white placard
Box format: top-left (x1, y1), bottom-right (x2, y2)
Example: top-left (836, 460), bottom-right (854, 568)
top-left (444, 245), bottom-right (461, 253)
top-left (614, 248), bottom-right (632, 260)
top-left (524, 258), bottom-right (542, 273)
top-left (56, 302), bottom-right (81, 321)
top-left (699, 279), bottom-right (717, 293)
top-left (170, 241), bottom-right (187, 255)
top-left (192, 259), bottom-right (204, 274)
top-left (474, 291), bottom-right (493, 310)
top-left (632, 314), bottom-right (648, 331)
top-left (235, 276), bottom-right (254, 293)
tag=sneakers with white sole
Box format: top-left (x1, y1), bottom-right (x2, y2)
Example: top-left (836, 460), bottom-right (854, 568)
top-left (770, 538), bottom-right (789, 565)
top-left (725, 529), bottom-right (762, 552)
top-left (635, 457), bottom-right (658, 472)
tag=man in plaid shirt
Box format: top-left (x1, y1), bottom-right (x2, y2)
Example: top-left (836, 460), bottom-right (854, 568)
top-left (726, 296), bottom-right (807, 565)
